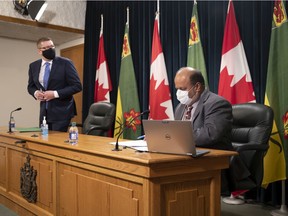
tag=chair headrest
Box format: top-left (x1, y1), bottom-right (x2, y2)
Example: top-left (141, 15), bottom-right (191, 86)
top-left (83, 102), bottom-right (116, 135)
top-left (232, 103), bottom-right (273, 127)
top-left (231, 103), bottom-right (274, 145)
top-left (89, 102), bottom-right (115, 116)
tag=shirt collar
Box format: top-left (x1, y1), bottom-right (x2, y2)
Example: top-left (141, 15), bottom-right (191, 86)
top-left (192, 100), bottom-right (199, 110)
top-left (185, 100), bottom-right (199, 110)
top-left (41, 59), bottom-right (53, 67)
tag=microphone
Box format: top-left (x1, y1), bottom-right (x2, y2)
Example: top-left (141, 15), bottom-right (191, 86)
top-left (113, 110), bottom-right (150, 151)
top-left (8, 107), bottom-right (22, 133)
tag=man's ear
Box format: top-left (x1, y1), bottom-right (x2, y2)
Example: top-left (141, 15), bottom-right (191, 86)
top-left (195, 82), bottom-right (201, 91)
top-left (37, 49), bottom-right (42, 55)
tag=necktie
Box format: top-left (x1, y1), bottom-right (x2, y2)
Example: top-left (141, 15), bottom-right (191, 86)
top-left (184, 106), bottom-right (193, 120)
top-left (43, 62), bottom-right (51, 90)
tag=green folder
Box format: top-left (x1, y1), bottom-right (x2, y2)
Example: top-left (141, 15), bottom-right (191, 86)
top-left (16, 127), bottom-right (42, 133)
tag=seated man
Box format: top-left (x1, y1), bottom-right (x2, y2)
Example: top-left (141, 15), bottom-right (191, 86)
top-left (174, 67), bottom-right (233, 151)
top-left (174, 67), bottom-right (250, 195)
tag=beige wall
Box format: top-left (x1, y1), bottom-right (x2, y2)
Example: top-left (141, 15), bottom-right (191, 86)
top-left (0, 37), bottom-right (84, 127)
top-left (0, 37), bottom-right (39, 127)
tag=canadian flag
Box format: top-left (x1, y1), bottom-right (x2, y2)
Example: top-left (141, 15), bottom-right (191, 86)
top-left (94, 29), bottom-right (112, 102)
top-left (218, 0), bottom-right (255, 105)
top-left (149, 13), bottom-right (174, 120)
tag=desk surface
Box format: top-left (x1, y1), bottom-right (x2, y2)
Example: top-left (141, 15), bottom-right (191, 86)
top-left (0, 128), bottom-right (236, 164)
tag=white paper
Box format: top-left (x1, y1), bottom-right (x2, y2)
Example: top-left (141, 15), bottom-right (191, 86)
top-left (110, 140), bottom-right (147, 147)
top-left (130, 146), bottom-right (148, 152)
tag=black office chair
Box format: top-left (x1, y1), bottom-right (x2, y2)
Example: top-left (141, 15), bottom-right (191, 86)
top-left (223, 103), bottom-right (274, 204)
top-left (82, 102), bottom-right (116, 136)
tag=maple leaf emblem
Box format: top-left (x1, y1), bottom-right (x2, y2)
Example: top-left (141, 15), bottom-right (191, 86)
top-left (219, 66), bottom-right (255, 105)
top-left (95, 79), bottom-right (109, 102)
top-left (123, 109), bottom-right (141, 132)
top-left (149, 74), bottom-right (171, 120)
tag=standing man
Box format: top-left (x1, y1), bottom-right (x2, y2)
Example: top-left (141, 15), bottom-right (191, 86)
top-left (27, 37), bottom-right (82, 132)
top-left (174, 67), bottom-right (233, 150)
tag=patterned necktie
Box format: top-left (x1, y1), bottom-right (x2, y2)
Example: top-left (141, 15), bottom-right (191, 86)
top-left (43, 62), bottom-right (51, 90)
top-left (184, 106), bottom-right (193, 120)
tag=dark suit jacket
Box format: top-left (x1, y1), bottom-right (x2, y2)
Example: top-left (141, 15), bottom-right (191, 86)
top-left (175, 90), bottom-right (250, 192)
top-left (27, 57), bottom-right (82, 123)
top-left (175, 89), bottom-right (233, 150)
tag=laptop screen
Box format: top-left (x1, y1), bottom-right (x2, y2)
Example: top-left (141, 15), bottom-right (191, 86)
top-left (142, 120), bottom-right (209, 157)
top-left (142, 120), bottom-right (196, 155)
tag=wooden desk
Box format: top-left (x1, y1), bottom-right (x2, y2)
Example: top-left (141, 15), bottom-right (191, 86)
top-left (0, 129), bottom-right (235, 216)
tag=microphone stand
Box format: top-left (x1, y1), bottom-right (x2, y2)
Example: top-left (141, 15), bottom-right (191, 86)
top-left (113, 126), bottom-right (125, 152)
top-left (113, 110), bottom-right (149, 151)
top-left (8, 107), bottom-right (22, 133)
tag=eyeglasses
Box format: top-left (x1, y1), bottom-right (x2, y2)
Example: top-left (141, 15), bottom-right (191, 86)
top-left (39, 45), bottom-right (55, 50)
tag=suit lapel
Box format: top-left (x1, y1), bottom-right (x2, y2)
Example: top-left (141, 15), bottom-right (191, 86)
top-left (192, 90), bottom-right (209, 123)
top-left (179, 104), bottom-right (186, 120)
top-left (34, 60), bottom-right (44, 90)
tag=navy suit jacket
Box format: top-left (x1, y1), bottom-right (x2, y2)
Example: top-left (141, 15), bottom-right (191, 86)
top-left (27, 56), bottom-right (82, 123)
top-left (175, 89), bottom-right (233, 150)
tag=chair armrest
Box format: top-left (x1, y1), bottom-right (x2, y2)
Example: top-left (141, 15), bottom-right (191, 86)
top-left (85, 126), bottom-right (104, 135)
top-left (232, 143), bottom-right (269, 153)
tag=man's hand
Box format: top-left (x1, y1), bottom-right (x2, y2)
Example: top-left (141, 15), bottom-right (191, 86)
top-left (36, 90), bottom-right (45, 101)
top-left (43, 91), bottom-right (55, 101)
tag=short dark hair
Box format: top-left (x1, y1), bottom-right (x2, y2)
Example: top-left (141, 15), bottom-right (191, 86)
top-left (36, 37), bottom-right (53, 48)
top-left (189, 70), bottom-right (205, 86)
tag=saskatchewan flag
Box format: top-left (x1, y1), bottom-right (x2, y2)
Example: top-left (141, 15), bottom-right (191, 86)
top-left (187, 2), bottom-right (209, 88)
top-left (262, 0), bottom-right (288, 187)
top-left (113, 23), bottom-right (141, 140)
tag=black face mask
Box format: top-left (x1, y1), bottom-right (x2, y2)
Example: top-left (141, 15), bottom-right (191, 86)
top-left (42, 48), bottom-right (56, 60)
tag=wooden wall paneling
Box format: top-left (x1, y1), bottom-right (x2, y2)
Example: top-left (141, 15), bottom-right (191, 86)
top-left (61, 44), bottom-right (84, 129)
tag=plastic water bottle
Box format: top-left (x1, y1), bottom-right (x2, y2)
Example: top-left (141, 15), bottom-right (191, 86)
top-left (69, 122), bottom-right (78, 145)
top-left (10, 116), bottom-right (15, 132)
top-left (41, 116), bottom-right (48, 136)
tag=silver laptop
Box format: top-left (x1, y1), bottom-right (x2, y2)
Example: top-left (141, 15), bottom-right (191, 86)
top-left (142, 120), bottom-right (209, 157)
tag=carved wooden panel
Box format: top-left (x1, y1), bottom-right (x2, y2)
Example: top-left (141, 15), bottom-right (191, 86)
top-left (30, 155), bottom-right (53, 212)
top-left (8, 149), bottom-right (24, 195)
top-left (0, 146), bottom-right (6, 189)
top-left (163, 178), bottom-right (211, 216)
top-left (58, 163), bottom-right (140, 216)
top-left (7, 149), bottom-right (53, 213)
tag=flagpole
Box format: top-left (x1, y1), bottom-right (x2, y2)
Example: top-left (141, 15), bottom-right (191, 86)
top-left (157, 0), bottom-right (159, 29)
top-left (227, 0), bottom-right (231, 13)
top-left (157, 0), bottom-right (159, 12)
top-left (101, 14), bottom-right (103, 31)
top-left (126, 7), bottom-right (129, 26)
top-left (100, 14), bottom-right (103, 32)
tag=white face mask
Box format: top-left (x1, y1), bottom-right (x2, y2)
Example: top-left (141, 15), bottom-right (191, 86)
top-left (176, 89), bottom-right (193, 105)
